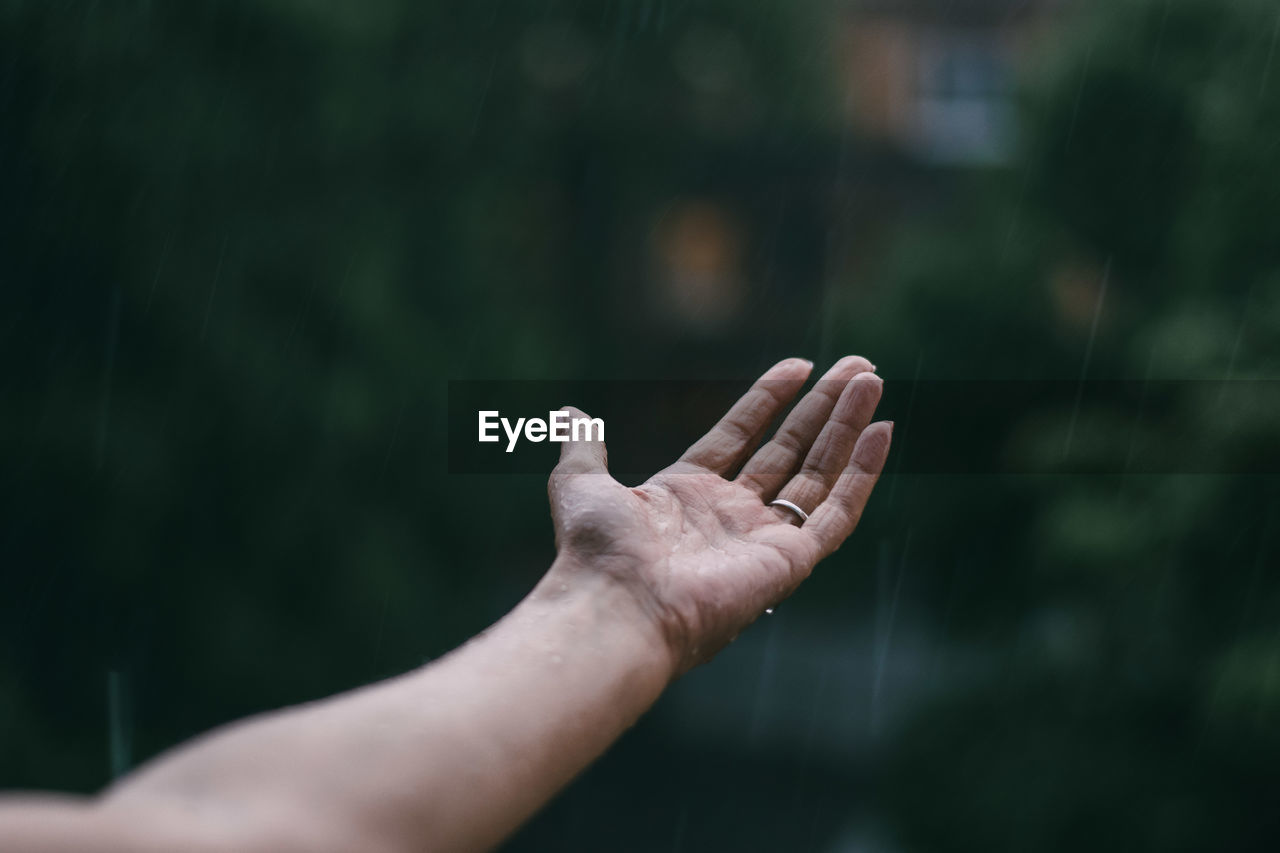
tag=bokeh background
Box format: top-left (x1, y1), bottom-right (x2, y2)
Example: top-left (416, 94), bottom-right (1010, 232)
top-left (3, 0), bottom-right (1279, 850)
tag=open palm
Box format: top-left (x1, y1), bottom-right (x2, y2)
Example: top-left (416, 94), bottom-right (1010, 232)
top-left (548, 356), bottom-right (892, 670)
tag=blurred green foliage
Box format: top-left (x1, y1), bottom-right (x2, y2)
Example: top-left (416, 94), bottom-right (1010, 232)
top-left (856, 2), bottom-right (1280, 850)
top-left (2, 0), bottom-right (1278, 850)
top-left (1, 0), bottom-right (842, 793)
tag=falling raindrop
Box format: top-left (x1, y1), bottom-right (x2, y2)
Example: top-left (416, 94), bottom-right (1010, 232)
top-left (107, 669), bottom-right (132, 779)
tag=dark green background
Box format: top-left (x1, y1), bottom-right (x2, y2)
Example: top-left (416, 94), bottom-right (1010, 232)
top-left (2, 1), bottom-right (1277, 850)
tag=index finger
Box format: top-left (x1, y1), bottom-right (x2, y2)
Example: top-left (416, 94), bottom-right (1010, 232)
top-left (678, 358), bottom-right (813, 475)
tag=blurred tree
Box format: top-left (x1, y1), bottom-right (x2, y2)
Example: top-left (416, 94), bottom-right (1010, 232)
top-left (851, 1), bottom-right (1280, 850)
top-left (0, 0), bottom-right (839, 793)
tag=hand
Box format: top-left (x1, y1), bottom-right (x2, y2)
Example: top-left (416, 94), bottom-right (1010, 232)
top-left (545, 356), bottom-right (892, 674)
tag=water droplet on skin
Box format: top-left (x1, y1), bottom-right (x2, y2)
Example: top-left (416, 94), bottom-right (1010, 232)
top-left (764, 608), bottom-right (774, 615)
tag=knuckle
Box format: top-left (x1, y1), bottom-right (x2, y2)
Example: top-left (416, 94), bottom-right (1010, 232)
top-left (773, 429), bottom-right (807, 456)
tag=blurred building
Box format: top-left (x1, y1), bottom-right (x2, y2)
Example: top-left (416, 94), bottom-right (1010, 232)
top-left (628, 0), bottom-right (1067, 357)
top-left (841, 0), bottom-right (1067, 165)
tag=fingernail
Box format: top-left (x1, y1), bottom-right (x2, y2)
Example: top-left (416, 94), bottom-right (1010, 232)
top-left (887, 420), bottom-right (895, 435)
top-left (799, 358), bottom-right (814, 367)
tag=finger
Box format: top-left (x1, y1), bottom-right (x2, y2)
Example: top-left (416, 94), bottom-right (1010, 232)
top-left (768, 372), bottom-right (882, 522)
top-left (803, 421), bottom-right (893, 559)
top-left (550, 406), bottom-right (607, 478)
top-left (679, 358), bottom-right (812, 475)
top-left (736, 354), bottom-right (876, 496)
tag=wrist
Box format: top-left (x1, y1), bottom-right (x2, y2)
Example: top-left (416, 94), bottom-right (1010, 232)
top-left (531, 554), bottom-right (680, 684)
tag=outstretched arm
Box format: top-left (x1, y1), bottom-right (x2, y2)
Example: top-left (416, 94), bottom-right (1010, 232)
top-left (0, 356), bottom-right (891, 853)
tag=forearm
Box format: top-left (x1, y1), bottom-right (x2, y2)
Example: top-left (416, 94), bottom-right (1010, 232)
top-left (4, 356), bottom-right (887, 853)
top-left (102, 557), bottom-right (674, 853)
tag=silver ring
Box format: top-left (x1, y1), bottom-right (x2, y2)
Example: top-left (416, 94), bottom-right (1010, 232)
top-left (768, 499), bottom-right (809, 524)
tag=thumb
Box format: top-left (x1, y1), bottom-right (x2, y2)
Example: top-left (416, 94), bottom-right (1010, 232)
top-left (552, 406), bottom-right (608, 476)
